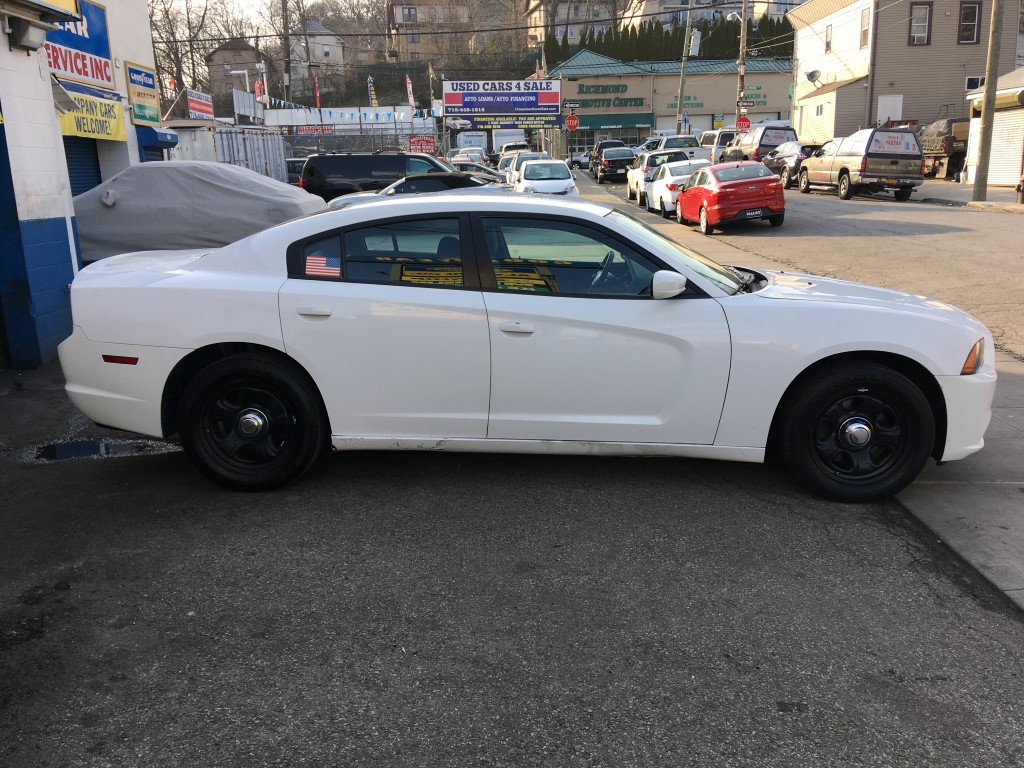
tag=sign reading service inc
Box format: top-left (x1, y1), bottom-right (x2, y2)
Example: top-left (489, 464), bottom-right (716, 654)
top-left (126, 62), bottom-right (159, 125)
top-left (45, 0), bottom-right (114, 90)
top-left (443, 80), bottom-right (561, 116)
top-left (186, 89), bottom-right (215, 119)
top-left (59, 81), bottom-right (127, 141)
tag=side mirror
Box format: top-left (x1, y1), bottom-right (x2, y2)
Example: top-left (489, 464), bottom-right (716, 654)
top-left (652, 270), bottom-right (688, 300)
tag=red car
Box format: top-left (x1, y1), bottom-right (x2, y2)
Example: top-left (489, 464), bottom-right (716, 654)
top-left (675, 161), bottom-right (785, 235)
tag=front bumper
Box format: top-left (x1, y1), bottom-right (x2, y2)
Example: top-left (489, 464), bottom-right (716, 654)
top-left (936, 367), bottom-right (997, 462)
top-left (58, 325), bottom-right (191, 438)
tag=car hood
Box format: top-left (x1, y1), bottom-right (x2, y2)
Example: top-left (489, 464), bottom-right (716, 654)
top-left (760, 269), bottom-right (977, 321)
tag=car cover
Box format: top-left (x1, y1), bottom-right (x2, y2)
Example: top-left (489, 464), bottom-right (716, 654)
top-left (73, 161), bottom-right (327, 262)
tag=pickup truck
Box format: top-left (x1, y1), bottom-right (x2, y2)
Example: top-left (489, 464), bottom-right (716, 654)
top-left (651, 134), bottom-right (713, 162)
top-left (798, 128), bottom-right (925, 201)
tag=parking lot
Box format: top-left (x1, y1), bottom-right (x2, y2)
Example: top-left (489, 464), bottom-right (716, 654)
top-left (2, 170), bottom-right (1023, 767)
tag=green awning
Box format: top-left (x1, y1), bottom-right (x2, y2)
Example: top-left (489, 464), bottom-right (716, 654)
top-left (574, 113), bottom-right (654, 130)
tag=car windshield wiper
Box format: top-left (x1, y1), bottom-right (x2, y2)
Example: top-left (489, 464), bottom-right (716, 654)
top-left (730, 269), bottom-right (757, 295)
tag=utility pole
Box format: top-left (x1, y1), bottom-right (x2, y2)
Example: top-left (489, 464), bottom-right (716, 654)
top-left (283, 0), bottom-right (291, 102)
top-left (734, 0), bottom-right (748, 124)
top-left (972, 0), bottom-right (1003, 201)
top-left (674, 4), bottom-right (694, 135)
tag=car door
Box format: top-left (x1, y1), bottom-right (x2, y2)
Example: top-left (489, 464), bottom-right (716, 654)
top-left (473, 215), bottom-right (731, 444)
top-left (279, 214), bottom-right (491, 439)
top-left (679, 169), bottom-right (707, 221)
top-left (810, 141), bottom-right (839, 184)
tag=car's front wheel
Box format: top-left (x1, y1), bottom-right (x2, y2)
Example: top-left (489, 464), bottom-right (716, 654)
top-left (178, 354), bottom-right (327, 491)
top-left (777, 362), bottom-right (934, 502)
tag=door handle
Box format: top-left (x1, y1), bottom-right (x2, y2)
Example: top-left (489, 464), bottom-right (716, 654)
top-left (499, 321), bottom-right (534, 334)
top-left (297, 306), bottom-right (332, 317)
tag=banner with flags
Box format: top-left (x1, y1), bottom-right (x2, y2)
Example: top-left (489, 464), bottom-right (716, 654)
top-left (405, 74), bottom-right (415, 109)
top-left (367, 76), bottom-right (379, 108)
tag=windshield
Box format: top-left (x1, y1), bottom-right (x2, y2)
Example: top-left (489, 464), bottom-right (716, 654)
top-left (666, 160), bottom-right (709, 176)
top-left (523, 162), bottom-right (571, 181)
top-left (606, 211), bottom-right (744, 294)
top-left (663, 136), bottom-right (699, 148)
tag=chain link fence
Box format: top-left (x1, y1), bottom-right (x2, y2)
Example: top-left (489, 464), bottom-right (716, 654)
top-left (282, 127), bottom-right (439, 158)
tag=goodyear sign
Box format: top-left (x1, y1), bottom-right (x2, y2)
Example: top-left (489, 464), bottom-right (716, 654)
top-left (45, 0), bottom-right (114, 90)
top-left (59, 81), bottom-right (126, 141)
top-left (126, 62), bottom-right (159, 125)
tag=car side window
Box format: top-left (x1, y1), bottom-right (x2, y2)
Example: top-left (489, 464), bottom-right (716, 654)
top-left (370, 155), bottom-right (403, 180)
top-left (480, 218), bottom-right (660, 298)
top-left (407, 157), bottom-right (436, 174)
top-left (824, 141), bottom-right (839, 156)
top-left (298, 219), bottom-right (464, 287)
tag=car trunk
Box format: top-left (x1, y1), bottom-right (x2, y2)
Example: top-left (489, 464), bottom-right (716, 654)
top-left (716, 176), bottom-right (781, 207)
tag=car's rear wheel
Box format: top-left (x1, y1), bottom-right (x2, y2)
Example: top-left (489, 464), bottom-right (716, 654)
top-left (799, 170), bottom-right (811, 193)
top-left (637, 189), bottom-right (645, 207)
top-left (894, 187), bottom-right (913, 201)
top-left (769, 213), bottom-right (785, 227)
top-left (838, 173), bottom-right (853, 200)
top-left (777, 362), bottom-right (934, 502)
top-left (660, 198), bottom-right (672, 218)
top-left (699, 207), bottom-right (713, 235)
top-left (626, 183), bottom-right (635, 200)
top-left (178, 354), bottom-right (327, 491)
top-left (780, 167), bottom-right (791, 188)
top-left (597, 173), bottom-right (604, 184)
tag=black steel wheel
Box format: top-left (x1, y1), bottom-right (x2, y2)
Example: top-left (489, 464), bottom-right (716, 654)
top-left (778, 362), bottom-right (934, 502)
top-left (178, 354), bottom-right (327, 491)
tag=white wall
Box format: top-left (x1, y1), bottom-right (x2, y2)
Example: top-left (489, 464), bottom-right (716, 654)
top-left (792, 0), bottom-right (872, 104)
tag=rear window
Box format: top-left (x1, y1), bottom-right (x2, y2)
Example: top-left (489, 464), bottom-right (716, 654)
top-left (604, 149), bottom-right (635, 159)
top-left (712, 164), bottom-right (773, 182)
top-left (760, 128), bottom-right (798, 147)
top-left (662, 136), bottom-right (699, 148)
top-left (868, 131), bottom-right (922, 155)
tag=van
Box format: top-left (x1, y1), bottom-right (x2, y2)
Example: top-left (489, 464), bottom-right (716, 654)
top-left (798, 127), bottom-right (925, 201)
top-left (720, 125), bottom-right (799, 163)
top-left (299, 152), bottom-right (450, 201)
top-left (698, 128), bottom-right (739, 163)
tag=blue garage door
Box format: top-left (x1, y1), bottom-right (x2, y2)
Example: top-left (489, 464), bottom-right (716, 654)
top-left (62, 136), bottom-right (102, 196)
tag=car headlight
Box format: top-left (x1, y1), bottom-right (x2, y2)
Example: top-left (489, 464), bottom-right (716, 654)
top-left (521, 185), bottom-right (536, 193)
top-left (960, 338), bottom-right (985, 375)
top-left (566, 184), bottom-right (577, 193)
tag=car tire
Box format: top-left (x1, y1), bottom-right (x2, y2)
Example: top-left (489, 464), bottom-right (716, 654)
top-left (675, 201), bottom-right (687, 225)
top-left (660, 198), bottom-right (672, 218)
top-left (799, 170), bottom-right (811, 193)
top-left (699, 207), bottom-right (713, 235)
top-left (637, 190), bottom-right (645, 207)
top-left (178, 354), bottom-right (327, 491)
top-left (777, 362), bottom-right (934, 502)
top-left (627, 183), bottom-right (635, 201)
top-left (571, 161), bottom-right (581, 170)
top-left (780, 167), bottom-right (791, 189)
top-left (838, 174), bottom-right (853, 200)
top-left (894, 187), bottom-right (913, 202)
top-left (769, 213), bottom-right (785, 227)
top-left (597, 173), bottom-right (604, 184)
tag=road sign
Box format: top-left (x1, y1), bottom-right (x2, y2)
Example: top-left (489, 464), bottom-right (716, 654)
top-left (564, 114), bottom-right (580, 131)
top-left (744, 85), bottom-right (762, 91)
top-left (563, 101), bottom-right (581, 109)
top-left (736, 116), bottom-right (751, 130)
top-left (737, 100), bottom-right (755, 107)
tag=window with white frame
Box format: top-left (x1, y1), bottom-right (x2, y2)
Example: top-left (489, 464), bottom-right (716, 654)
top-left (401, 6), bottom-right (417, 22)
top-left (965, 75), bottom-right (985, 90)
top-left (909, 3), bottom-right (932, 45)
top-left (860, 8), bottom-right (870, 48)
top-left (958, 2), bottom-right (981, 44)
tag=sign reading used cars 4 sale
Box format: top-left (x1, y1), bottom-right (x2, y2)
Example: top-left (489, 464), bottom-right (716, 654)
top-left (443, 80), bottom-right (561, 116)
top-left (44, 0), bottom-right (115, 90)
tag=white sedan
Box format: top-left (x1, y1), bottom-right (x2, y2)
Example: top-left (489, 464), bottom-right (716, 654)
top-left (645, 159), bottom-right (712, 217)
top-left (513, 160), bottom-right (579, 196)
top-left (58, 195), bottom-right (995, 501)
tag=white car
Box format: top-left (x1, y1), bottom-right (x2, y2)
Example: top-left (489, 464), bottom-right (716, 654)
top-left (445, 117), bottom-right (471, 129)
top-left (645, 159), bottom-right (712, 217)
top-left (506, 151), bottom-right (551, 186)
top-left (626, 150), bottom-right (696, 207)
top-left (59, 194), bottom-right (995, 502)
top-left (513, 160), bottom-right (579, 196)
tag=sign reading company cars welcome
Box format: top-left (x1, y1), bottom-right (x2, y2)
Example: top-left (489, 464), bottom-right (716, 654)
top-left (45, 0), bottom-right (114, 90)
top-left (443, 80), bottom-right (561, 116)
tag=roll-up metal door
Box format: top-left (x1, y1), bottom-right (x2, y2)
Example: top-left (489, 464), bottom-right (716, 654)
top-left (142, 146), bottom-right (164, 162)
top-left (988, 109), bottom-right (1024, 186)
top-left (62, 136), bottom-right (102, 195)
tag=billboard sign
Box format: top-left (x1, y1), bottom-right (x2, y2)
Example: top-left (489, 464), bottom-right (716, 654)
top-left (186, 89), bottom-right (215, 119)
top-left (44, 0), bottom-right (113, 90)
top-left (454, 114), bottom-right (561, 131)
top-left (125, 62), bottom-right (159, 125)
top-left (443, 80), bottom-right (561, 116)
top-left (58, 81), bottom-right (126, 141)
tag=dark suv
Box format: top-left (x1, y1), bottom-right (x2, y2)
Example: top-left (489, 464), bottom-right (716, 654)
top-left (587, 139), bottom-right (626, 173)
top-left (299, 152), bottom-right (450, 201)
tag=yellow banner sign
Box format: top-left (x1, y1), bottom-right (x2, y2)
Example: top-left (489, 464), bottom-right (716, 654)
top-left (23, 0), bottom-right (80, 19)
top-left (59, 87), bottom-right (126, 141)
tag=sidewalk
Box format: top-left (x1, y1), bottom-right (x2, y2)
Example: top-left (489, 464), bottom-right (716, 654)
top-left (917, 178), bottom-right (1023, 212)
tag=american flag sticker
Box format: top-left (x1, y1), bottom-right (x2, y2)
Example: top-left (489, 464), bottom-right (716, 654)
top-left (305, 254), bottom-right (341, 278)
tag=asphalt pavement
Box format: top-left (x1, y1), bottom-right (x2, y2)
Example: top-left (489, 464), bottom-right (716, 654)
top-left (575, 171), bottom-right (1024, 610)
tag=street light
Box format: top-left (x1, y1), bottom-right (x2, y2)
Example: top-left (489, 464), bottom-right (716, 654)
top-left (229, 69), bottom-right (250, 93)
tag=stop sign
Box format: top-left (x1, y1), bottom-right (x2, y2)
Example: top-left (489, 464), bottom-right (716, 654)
top-left (564, 114), bottom-right (580, 131)
top-left (736, 116), bottom-right (751, 130)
